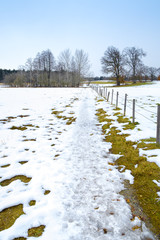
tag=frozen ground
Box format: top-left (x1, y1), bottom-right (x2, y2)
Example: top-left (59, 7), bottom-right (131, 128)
top-left (0, 87), bottom-right (157, 239)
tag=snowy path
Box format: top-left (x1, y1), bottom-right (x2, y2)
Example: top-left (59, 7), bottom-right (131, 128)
top-left (41, 89), bottom-right (153, 240)
top-left (0, 88), bottom-right (154, 240)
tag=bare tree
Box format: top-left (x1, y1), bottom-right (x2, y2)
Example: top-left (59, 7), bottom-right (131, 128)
top-left (58, 49), bottom-right (72, 86)
top-left (101, 46), bottom-right (124, 86)
top-left (148, 67), bottom-right (158, 81)
top-left (124, 47), bottom-right (146, 83)
top-left (74, 49), bottom-right (91, 86)
top-left (25, 58), bottom-right (33, 86)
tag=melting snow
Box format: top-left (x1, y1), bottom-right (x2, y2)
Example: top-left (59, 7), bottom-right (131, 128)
top-left (0, 86), bottom-right (156, 239)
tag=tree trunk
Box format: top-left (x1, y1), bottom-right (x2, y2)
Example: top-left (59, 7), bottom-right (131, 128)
top-left (116, 76), bottom-right (120, 86)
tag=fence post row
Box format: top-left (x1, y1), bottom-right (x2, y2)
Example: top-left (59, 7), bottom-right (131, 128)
top-left (157, 104), bottom-right (160, 144)
top-left (92, 86), bottom-right (160, 144)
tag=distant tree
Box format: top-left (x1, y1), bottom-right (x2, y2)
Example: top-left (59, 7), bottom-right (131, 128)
top-left (41, 49), bottom-right (55, 86)
top-left (124, 47), bottom-right (146, 83)
top-left (58, 49), bottom-right (72, 86)
top-left (101, 46), bottom-right (124, 86)
top-left (25, 58), bottom-right (33, 85)
top-left (73, 49), bottom-right (91, 86)
top-left (148, 67), bottom-right (158, 81)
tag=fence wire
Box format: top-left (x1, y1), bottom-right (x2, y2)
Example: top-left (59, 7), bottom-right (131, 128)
top-left (91, 85), bottom-right (157, 125)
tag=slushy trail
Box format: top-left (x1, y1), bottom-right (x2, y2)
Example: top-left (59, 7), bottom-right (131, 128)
top-left (49, 89), bottom-right (153, 240)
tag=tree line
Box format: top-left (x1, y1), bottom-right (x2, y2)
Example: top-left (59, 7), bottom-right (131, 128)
top-left (3, 49), bottom-right (90, 87)
top-left (101, 46), bottom-right (160, 86)
top-left (1, 46), bottom-right (160, 87)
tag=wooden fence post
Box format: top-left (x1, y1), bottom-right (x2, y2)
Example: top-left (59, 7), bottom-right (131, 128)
top-left (124, 94), bottom-right (127, 116)
top-left (133, 99), bottom-right (135, 124)
top-left (116, 92), bottom-right (119, 108)
top-left (111, 89), bottom-right (114, 104)
top-left (107, 92), bottom-right (110, 101)
top-left (105, 87), bottom-right (107, 98)
top-left (156, 104), bottom-right (160, 144)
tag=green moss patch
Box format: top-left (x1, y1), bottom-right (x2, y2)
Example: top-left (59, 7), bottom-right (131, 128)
top-left (22, 139), bottom-right (36, 142)
top-left (66, 117), bottom-right (76, 125)
top-left (1, 164), bottom-right (10, 168)
top-left (0, 116), bottom-right (17, 124)
top-left (113, 112), bottom-right (121, 116)
top-left (19, 161), bottom-right (28, 165)
top-left (117, 115), bottom-right (129, 123)
top-left (17, 115), bottom-right (30, 118)
top-left (28, 225), bottom-right (45, 237)
top-left (96, 105), bottom-right (160, 236)
top-left (44, 190), bottom-right (50, 195)
top-left (96, 108), bottom-right (113, 123)
top-left (29, 200), bottom-right (36, 206)
top-left (10, 126), bottom-right (27, 131)
top-left (13, 237), bottom-right (27, 240)
top-left (52, 109), bottom-right (76, 125)
top-left (0, 175), bottom-right (31, 187)
top-left (137, 139), bottom-right (160, 150)
top-left (123, 122), bottom-right (139, 130)
top-left (0, 204), bottom-right (24, 231)
top-left (51, 110), bottom-right (64, 115)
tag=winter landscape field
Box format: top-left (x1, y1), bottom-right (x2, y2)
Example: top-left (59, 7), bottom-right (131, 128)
top-left (0, 83), bottom-right (160, 240)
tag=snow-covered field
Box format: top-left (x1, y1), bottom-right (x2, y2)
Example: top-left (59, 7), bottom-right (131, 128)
top-left (0, 86), bottom-right (158, 239)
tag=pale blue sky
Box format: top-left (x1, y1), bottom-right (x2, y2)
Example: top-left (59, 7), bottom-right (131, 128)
top-left (0, 0), bottom-right (160, 76)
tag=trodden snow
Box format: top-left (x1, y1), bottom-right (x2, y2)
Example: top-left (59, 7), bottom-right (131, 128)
top-left (0, 85), bottom-right (158, 240)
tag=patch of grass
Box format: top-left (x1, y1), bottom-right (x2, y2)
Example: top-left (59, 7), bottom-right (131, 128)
top-left (0, 204), bottom-right (24, 231)
top-left (13, 237), bottom-right (27, 240)
top-left (123, 121), bottom-right (139, 130)
top-left (51, 110), bottom-right (64, 115)
top-left (29, 200), bottom-right (36, 206)
top-left (23, 124), bottom-right (39, 128)
top-left (52, 109), bottom-right (76, 125)
top-left (91, 81), bottom-right (116, 84)
top-left (104, 124), bottom-right (160, 235)
top-left (113, 112), bottom-right (121, 116)
top-left (113, 107), bottom-right (121, 111)
top-left (115, 81), bottom-right (153, 87)
top-left (137, 140), bottom-right (160, 150)
top-left (96, 108), bottom-right (113, 123)
top-left (0, 175), bottom-right (31, 187)
top-left (148, 155), bottom-right (158, 158)
top-left (10, 126), bottom-right (27, 131)
top-left (19, 161), bottom-right (28, 165)
top-left (117, 115), bottom-right (129, 123)
top-left (1, 164), bottom-right (10, 168)
top-left (17, 115), bottom-right (30, 118)
top-left (139, 137), bottom-right (156, 142)
top-left (97, 99), bottom-right (104, 102)
top-left (22, 138), bottom-right (36, 142)
top-left (44, 190), bottom-right (50, 195)
top-left (102, 123), bottom-right (112, 133)
top-left (28, 225), bottom-right (45, 237)
top-left (0, 116), bottom-right (17, 124)
top-left (66, 117), bottom-right (76, 125)
top-left (96, 106), bottom-right (160, 236)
